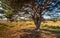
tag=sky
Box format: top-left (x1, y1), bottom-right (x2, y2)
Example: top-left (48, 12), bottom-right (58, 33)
top-left (43, 0), bottom-right (60, 19)
top-left (43, 6), bottom-right (60, 19)
top-left (0, 0), bottom-right (60, 19)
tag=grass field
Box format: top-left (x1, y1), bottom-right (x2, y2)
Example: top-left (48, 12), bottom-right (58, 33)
top-left (0, 21), bottom-right (60, 38)
top-left (0, 21), bottom-right (60, 31)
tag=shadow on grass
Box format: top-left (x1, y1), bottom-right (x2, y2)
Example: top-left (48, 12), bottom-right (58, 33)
top-left (19, 28), bottom-right (60, 38)
top-left (0, 28), bottom-right (60, 38)
top-left (20, 29), bottom-right (41, 38)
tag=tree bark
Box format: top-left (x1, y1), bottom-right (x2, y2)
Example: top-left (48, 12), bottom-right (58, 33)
top-left (32, 12), bottom-right (42, 30)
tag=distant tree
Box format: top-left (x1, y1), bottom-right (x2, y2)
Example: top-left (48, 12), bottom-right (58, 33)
top-left (0, 0), bottom-right (15, 21)
top-left (0, 9), bottom-right (4, 13)
top-left (1, 0), bottom-right (60, 30)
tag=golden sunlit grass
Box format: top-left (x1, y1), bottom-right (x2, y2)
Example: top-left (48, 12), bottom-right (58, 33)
top-left (0, 21), bottom-right (35, 31)
top-left (0, 21), bottom-right (60, 31)
top-left (42, 21), bottom-right (60, 27)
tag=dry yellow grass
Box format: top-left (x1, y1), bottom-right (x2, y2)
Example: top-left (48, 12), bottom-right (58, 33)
top-left (0, 21), bottom-right (60, 30)
top-left (41, 21), bottom-right (60, 27)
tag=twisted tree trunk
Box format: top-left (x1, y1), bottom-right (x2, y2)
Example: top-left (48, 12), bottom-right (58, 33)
top-left (32, 11), bottom-right (42, 30)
